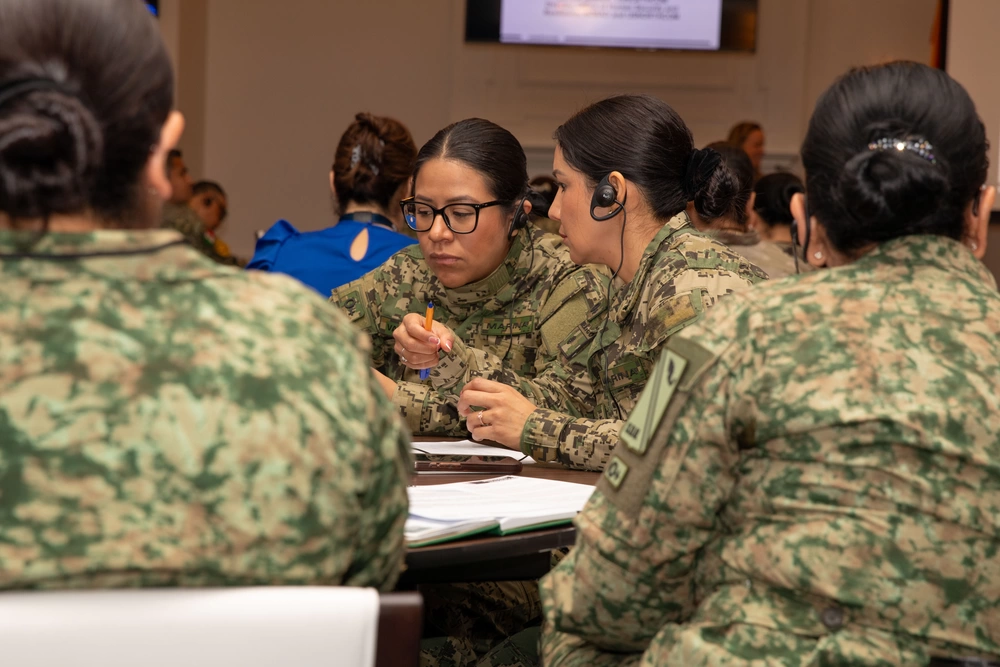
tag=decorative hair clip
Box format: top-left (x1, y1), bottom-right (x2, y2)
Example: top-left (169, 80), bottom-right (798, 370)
top-left (867, 137), bottom-right (937, 165)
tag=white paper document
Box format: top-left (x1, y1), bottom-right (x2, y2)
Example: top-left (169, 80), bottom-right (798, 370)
top-left (411, 439), bottom-right (535, 464)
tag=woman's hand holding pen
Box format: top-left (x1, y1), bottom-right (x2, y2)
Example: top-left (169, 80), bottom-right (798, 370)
top-left (393, 313), bottom-right (455, 370)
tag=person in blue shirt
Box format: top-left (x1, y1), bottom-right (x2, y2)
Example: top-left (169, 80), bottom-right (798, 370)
top-left (248, 112), bottom-right (418, 294)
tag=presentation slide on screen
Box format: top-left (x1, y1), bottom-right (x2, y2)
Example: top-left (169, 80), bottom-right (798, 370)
top-left (500, 0), bottom-right (724, 50)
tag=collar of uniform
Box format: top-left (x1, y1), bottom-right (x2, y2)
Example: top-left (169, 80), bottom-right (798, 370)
top-left (709, 227), bottom-right (761, 247)
top-left (0, 229), bottom-right (186, 257)
top-left (856, 233), bottom-right (997, 288)
top-left (434, 226), bottom-right (529, 309)
top-left (608, 212), bottom-right (692, 323)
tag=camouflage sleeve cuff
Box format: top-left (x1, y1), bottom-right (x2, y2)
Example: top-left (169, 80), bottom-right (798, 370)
top-left (392, 381), bottom-right (431, 433)
top-left (430, 336), bottom-right (481, 393)
top-left (521, 408), bottom-right (573, 462)
top-left (392, 380), bottom-right (465, 435)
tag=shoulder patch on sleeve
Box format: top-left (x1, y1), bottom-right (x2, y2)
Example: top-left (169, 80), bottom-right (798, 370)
top-left (539, 269), bottom-right (607, 352)
top-left (596, 335), bottom-right (719, 517)
top-left (331, 286), bottom-right (371, 328)
top-left (619, 350), bottom-right (687, 456)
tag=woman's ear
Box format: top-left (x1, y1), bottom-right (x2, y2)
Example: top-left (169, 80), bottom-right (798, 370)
top-left (965, 185), bottom-right (995, 260)
top-left (790, 192), bottom-right (830, 267)
top-left (745, 191), bottom-right (757, 230)
top-left (607, 171), bottom-right (627, 201)
top-left (144, 111), bottom-right (184, 200)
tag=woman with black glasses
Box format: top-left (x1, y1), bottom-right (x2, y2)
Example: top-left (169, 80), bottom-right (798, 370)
top-left (330, 118), bottom-right (607, 436)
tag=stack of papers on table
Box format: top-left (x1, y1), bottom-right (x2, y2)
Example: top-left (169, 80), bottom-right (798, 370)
top-left (411, 439), bottom-right (535, 464)
top-left (405, 475), bottom-right (595, 547)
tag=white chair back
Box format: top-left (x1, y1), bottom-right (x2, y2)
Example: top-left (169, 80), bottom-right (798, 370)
top-left (0, 586), bottom-right (381, 667)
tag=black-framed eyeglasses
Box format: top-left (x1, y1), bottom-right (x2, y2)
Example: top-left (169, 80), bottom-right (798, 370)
top-left (399, 197), bottom-right (506, 234)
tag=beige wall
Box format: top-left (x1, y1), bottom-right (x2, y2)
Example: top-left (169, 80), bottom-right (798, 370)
top-left (164, 0), bottom-right (938, 258)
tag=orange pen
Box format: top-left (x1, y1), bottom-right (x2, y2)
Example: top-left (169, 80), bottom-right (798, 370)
top-left (419, 301), bottom-right (434, 380)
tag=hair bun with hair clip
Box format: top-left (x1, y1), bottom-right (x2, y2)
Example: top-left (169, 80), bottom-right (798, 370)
top-left (682, 147), bottom-right (722, 199)
top-left (867, 137), bottom-right (937, 165)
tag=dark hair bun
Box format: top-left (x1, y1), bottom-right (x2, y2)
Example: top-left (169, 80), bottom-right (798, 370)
top-left (0, 90), bottom-right (103, 219)
top-left (682, 147), bottom-right (722, 200)
top-left (692, 142), bottom-right (754, 227)
top-left (836, 147), bottom-right (948, 242)
top-left (801, 62), bottom-right (987, 252)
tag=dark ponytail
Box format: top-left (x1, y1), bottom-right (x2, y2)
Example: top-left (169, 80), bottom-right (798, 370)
top-left (0, 0), bottom-right (173, 226)
top-left (554, 94), bottom-right (740, 223)
top-left (801, 61), bottom-right (989, 253)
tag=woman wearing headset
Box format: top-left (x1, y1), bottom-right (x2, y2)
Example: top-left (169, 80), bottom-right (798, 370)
top-left (330, 118), bottom-right (607, 436)
top-left (398, 95), bottom-right (766, 471)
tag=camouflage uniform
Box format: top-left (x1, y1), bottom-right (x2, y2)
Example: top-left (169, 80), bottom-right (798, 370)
top-left (330, 223), bottom-right (608, 435)
top-left (162, 202), bottom-right (243, 267)
top-left (709, 228), bottom-right (801, 279)
top-left (439, 213), bottom-right (766, 471)
top-left (0, 229), bottom-right (410, 591)
top-left (541, 235), bottom-right (1000, 665)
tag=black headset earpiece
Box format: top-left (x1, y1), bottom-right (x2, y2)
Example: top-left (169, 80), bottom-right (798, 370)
top-left (507, 192), bottom-right (530, 240)
top-left (591, 174), bottom-right (624, 222)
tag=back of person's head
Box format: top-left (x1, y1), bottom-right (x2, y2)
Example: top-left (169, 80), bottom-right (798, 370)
top-left (412, 118), bottom-right (528, 217)
top-left (528, 175), bottom-right (557, 218)
top-left (553, 94), bottom-right (735, 223)
top-left (166, 149), bottom-right (183, 174)
top-left (0, 0), bottom-right (173, 226)
top-left (332, 113), bottom-right (417, 212)
top-left (193, 180), bottom-right (225, 198)
top-left (727, 121), bottom-right (762, 148)
top-left (696, 141), bottom-right (754, 228)
top-left (802, 61), bottom-right (989, 253)
top-left (753, 172), bottom-right (804, 227)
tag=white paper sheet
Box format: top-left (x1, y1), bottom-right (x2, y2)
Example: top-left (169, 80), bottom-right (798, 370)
top-left (411, 439), bottom-right (535, 464)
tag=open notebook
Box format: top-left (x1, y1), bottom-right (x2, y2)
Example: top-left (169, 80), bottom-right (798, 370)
top-left (406, 475), bottom-right (595, 547)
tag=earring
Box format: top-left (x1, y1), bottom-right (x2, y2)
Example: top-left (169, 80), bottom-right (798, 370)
top-left (813, 251), bottom-right (823, 260)
top-left (970, 241), bottom-right (979, 251)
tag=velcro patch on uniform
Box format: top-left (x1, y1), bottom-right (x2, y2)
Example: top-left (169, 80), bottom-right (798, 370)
top-left (603, 456), bottom-right (629, 489)
top-left (619, 351), bottom-right (687, 456)
top-left (334, 288), bottom-right (367, 323)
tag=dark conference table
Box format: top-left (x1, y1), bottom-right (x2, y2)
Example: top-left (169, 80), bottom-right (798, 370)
top-left (400, 451), bottom-right (600, 586)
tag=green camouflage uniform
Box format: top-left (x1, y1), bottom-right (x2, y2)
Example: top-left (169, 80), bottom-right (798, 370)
top-left (162, 202), bottom-right (243, 267)
top-left (330, 223), bottom-right (609, 436)
top-left (435, 213), bottom-right (766, 471)
top-left (541, 234), bottom-right (1000, 666)
top-left (709, 228), bottom-right (801, 279)
top-left (0, 229), bottom-right (410, 591)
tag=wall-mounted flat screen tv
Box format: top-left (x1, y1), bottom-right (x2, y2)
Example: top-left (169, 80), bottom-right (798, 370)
top-left (466, 0), bottom-right (758, 52)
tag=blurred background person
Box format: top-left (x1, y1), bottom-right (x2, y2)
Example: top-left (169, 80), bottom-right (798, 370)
top-left (751, 171), bottom-right (812, 271)
top-left (248, 112), bottom-right (418, 295)
top-left (727, 120), bottom-right (765, 181)
top-left (191, 180), bottom-right (227, 231)
top-left (687, 142), bottom-right (798, 278)
top-left (527, 174), bottom-right (560, 236)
